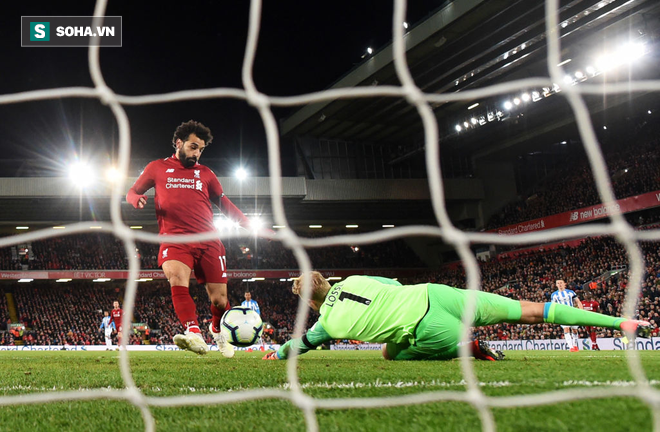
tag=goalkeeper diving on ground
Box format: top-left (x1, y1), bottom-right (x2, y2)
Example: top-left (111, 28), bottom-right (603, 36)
top-left (263, 272), bottom-right (653, 361)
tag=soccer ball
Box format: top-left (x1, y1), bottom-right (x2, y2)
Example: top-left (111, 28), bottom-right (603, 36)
top-left (220, 307), bottom-right (263, 347)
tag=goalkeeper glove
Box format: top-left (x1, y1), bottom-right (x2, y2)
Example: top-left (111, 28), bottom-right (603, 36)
top-left (262, 351), bottom-right (280, 360)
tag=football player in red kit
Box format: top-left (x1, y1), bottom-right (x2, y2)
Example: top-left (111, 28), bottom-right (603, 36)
top-left (126, 120), bottom-right (272, 357)
top-left (111, 300), bottom-right (123, 349)
top-left (582, 291), bottom-right (601, 350)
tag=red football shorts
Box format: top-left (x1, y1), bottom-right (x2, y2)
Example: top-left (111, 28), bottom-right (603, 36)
top-left (158, 241), bottom-right (228, 284)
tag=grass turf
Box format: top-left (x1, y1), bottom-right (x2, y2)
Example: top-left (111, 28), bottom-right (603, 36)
top-left (0, 350), bottom-right (658, 431)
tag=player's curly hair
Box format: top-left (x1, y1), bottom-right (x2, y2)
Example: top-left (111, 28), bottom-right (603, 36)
top-left (172, 120), bottom-right (213, 147)
top-left (292, 271), bottom-right (331, 302)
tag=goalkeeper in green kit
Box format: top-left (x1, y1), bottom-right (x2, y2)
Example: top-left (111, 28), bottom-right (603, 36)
top-left (263, 272), bottom-right (652, 361)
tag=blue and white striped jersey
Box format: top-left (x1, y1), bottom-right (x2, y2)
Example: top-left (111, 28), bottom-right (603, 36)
top-left (551, 289), bottom-right (577, 307)
top-left (100, 316), bottom-right (116, 331)
top-left (241, 299), bottom-right (261, 315)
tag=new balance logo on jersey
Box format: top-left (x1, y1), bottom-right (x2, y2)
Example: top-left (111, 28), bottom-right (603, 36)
top-left (194, 170), bottom-right (200, 178)
top-left (166, 169), bottom-right (175, 173)
top-left (162, 248), bottom-right (168, 258)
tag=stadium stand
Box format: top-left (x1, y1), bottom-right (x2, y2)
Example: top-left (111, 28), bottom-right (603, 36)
top-left (487, 127), bottom-right (660, 230)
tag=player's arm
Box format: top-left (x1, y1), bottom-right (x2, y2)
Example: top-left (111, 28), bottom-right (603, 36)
top-left (575, 297), bottom-right (583, 309)
top-left (126, 162), bottom-right (156, 209)
top-left (265, 321), bottom-right (332, 360)
top-left (255, 304), bottom-right (261, 315)
top-left (99, 321), bottom-right (104, 331)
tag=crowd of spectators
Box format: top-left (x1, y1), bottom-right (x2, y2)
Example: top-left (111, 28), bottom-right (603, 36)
top-left (0, 231), bottom-right (424, 272)
top-left (487, 135), bottom-right (660, 230)
top-left (419, 234), bottom-right (660, 341)
top-left (1, 224), bottom-right (659, 346)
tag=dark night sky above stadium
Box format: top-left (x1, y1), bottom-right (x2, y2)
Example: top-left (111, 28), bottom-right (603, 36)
top-left (0, 1), bottom-right (446, 177)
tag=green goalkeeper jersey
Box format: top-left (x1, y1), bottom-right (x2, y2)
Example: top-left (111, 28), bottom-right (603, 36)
top-left (276, 276), bottom-right (429, 359)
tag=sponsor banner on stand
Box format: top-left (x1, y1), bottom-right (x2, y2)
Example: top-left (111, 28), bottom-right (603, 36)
top-left (0, 269), bottom-right (425, 281)
top-left (487, 337), bottom-right (660, 351)
top-left (331, 343), bottom-right (383, 351)
top-left (0, 344), bottom-right (281, 352)
top-left (491, 190), bottom-right (660, 235)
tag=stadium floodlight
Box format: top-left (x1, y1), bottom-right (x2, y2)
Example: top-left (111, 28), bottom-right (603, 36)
top-left (455, 124), bottom-right (462, 132)
top-left (93, 278), bottom-right (112, 282)
top-left (521, 93), bottom-right (531, 102)
top-left (56, 279), bottom-right (72, 283)
top-left (563, 75), bottom-right (574, 84)
top-left (53, 226), bottom-right (66, 229)
top-left (309, 225), bottom-right (322, 228)
top-left (279, 279), bottom-right (287, 282)
top-left (603, 126), bottom-right (607, 130)
top-left (382, 224), bottom-right (395, 228)
top-left (463, 121), bottom-right (469, 128)
top-left (15, 226), bottom-right (29, 230)
top-left (104, 166), bottom-right (124, 183)
top-left (503, 101), bottom-right (513, 110)
top-left (586, 65), bottom-right (596, 75)
top-left (18, 279), bottom-right (33, 283)
top-left (557, 58), bottom-right (571, 67)
top-left (129, 226), bottom-right (143, 229)
top-left (89, 226), bottom-right (102, 229)
top-left (648, 110), bottom-right (652, 114)
top-left (575, 71), bottom-right (584, 79)
top-left (250, 217), bottom-right (264, 232)
top-left (68, 161), bottom-right (96, 187)
top-left (215, 218), bottom-right (238, 231)
top-left (367, 47), bottom-right (373, 54)
top-left (346, 224), bottom-right (359, 228)
top-left (272, 225), bottom-right (285, 229)
top-left (467, 102), bottom-right (479, 110)
top-left (470, 118), bottom-right (478, 125)
top-left (403, 22), bottom-right (408, 29)
top-left (235, 167), bottom-right (248, 180)
top-left (513, 98), bottom-right (521, 106)
top-left (253, 277), bottom-right (265, 281)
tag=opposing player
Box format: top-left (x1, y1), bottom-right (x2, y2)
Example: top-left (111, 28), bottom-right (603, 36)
top-left (263, 272), bottom-right (652, 361)
top-left (126, 120), bottom-right (272, 357)
top-left (551, 280), bottom-right (583, 352)
top-left (99, 311), bottom-right (116, 350)
top-left (241, 291), bottom-right (261, 315)
top-left (111, 301), bottom-right (124, 350)
top-left (581, 291), bottom-right (601, 350)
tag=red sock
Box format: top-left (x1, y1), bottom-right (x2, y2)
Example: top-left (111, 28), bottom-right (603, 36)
top-left (211, 301), bottom-right (231, 332)
top-left (590, 331), bottom-right (597, 344)
top-left (171, 285), bottom-right (200, 333)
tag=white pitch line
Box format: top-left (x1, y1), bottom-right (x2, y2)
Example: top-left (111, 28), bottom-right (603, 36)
top-left (1, 380), bottom-right (658, 395)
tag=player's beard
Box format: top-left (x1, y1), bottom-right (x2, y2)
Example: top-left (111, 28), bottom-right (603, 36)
top-left (177, 148), bottom-right (197, 168)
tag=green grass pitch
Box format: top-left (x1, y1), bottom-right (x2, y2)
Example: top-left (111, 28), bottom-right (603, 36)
top-left (0, 350), bottom-right (658, 431)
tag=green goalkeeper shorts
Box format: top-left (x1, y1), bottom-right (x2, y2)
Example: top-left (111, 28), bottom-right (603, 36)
top-left (389, 284), bottom-right (522, 360)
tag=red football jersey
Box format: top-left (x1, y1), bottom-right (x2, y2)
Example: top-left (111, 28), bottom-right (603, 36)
top-left (111, 308), bottom-right (123, 326)
top-left (128, 155), bottom-right (225, 235)
top-left (582, 300), bottom-right (600, 312)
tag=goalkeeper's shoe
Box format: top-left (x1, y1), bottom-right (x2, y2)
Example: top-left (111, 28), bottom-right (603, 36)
top-left (620, 320), bottom-right (653, 338)
top-left (209, 324), bottom-right (235, 359)
top-left (471, 340), bottom-right (505, 361)
top-left (173, 330), bottom-right (209, 355)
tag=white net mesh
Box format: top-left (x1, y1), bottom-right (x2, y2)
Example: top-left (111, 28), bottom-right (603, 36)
top-left (1, 0), bottom-right (660, 431)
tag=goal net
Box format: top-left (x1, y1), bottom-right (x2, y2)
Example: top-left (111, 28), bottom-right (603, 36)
top-left (1, 0), bottom-right (659, 431)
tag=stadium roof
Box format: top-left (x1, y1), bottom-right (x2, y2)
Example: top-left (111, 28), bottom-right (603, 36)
top-left (281, 0), bottom-right (660, 158)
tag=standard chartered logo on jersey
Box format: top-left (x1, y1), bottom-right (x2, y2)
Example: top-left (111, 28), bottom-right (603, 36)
top-left (23, 17), bottom-right (122, 47)
top-left (166, 177), bottom-right (204, 192)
